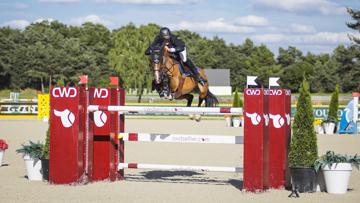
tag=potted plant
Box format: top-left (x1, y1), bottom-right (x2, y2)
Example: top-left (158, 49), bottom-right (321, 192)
top-left (322, 116), bottom-right (338, 134)
top-left (0, 139), bottom-right (9, 166)
top-left (231, 89), bottom-right (243, 127)
top-left (16, 141), bottom-right (44, 181)
top-left (323, 85), bottom-right (339, 134)
top-left (41, 126), bottom-right (50, 181)
top-left (314, 119), bottom-right (324, 134)
top-left (315, 151), bottom-right (360, 194)
top-left (288, 78), bottom-right (318, 193)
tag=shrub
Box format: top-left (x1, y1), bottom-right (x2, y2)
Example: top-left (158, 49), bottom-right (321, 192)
top-left (232, 89), bottom-right (243, 108)
top-left (42, 125), bottom-right (50, 159)
top-left (327, 84), bottom-right (340, 123)
top-left (288, 78), bottom-right (318, 167)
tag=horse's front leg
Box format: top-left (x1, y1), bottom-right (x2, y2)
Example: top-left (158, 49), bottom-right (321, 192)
top-left (175, 94), bottom-right (194, 107)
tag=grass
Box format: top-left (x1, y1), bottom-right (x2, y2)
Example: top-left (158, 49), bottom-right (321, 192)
top-left (0, 88), bottom-right (38, 100)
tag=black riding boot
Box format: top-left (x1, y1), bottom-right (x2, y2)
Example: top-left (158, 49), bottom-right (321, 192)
top-left (184, 59), bottom-right (206, 86)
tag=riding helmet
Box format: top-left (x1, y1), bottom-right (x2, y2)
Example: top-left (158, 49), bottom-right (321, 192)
top-left (159, 27), bottom-right (171, 40)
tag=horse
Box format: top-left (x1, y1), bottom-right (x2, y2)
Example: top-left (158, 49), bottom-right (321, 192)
top-left (149, 44), bottom-right (218, 107)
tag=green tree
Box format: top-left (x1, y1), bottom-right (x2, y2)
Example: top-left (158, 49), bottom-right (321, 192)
top-left (334, 45), bottom-right (360, 92)
top-left (0, 27), bottom-right (26, 90)
top-left (328, 84), bottom-right (340, 121)
top-left (281, 61), bottom-right (313, 92)
top-left (277, 46), bottom-right (303, 67)
top-left (288, 78), bottom-right (318, 167)
top-left (310, 57), bottom-right (338, 92)
top-left (347, 7), bottom-right (360, 44)
top-left (109, 23), bottom-right (159, 102)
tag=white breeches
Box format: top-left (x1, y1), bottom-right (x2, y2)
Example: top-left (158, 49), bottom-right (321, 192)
top-left (179, 48), bottom-right (187, 62)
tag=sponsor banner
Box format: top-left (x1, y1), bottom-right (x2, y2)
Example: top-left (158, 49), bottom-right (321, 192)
top-left (292, 106), bottom-right (360, 119)
top-left (0, 103), bottom-right (37, 115)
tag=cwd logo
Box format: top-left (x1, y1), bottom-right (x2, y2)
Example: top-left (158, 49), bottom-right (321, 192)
top-left (285, 113), bottom-right (291, 126)
top-left (269, 113), bottom-right (284, 128)
top-left (93, 88), bottom-right (109, 98)
top-left (285, 90), bottom-right (291, 96)
top-left (245, 89), bottom-right (261, 96)
top-left (246, 112), bottom-right (261, 125)
top-left (52, 87), bottom-right (77, 98)
top-left (94, 111), bottom-right (108, 127)
top-left (54, 109), bottom-right (75, 128)
top-left (269, 89), bottom-right (283, 96)
top-left (263, 114), bottom-right (270, 126)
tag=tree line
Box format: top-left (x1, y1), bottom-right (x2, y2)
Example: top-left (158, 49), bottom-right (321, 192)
top-left (0, 8), bottom-right (359, 97)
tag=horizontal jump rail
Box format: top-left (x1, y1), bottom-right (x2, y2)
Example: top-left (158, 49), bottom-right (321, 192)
top-left (88, 105), bottom-right (243, 115)
top-left (118, 163), bottom-right (243, 173)
top-left (119, 133), bottom-right (244, 144)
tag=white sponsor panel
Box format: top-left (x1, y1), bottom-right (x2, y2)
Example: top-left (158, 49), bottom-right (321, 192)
top-left (208, 86), bottom-right (232, 96)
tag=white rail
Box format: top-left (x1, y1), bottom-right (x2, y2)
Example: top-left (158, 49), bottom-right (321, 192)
top-left (119, 133), bottom-right (244, 144)
top-left (88, 105), bottom-right (243, 115)
top-left (118, 163), bottom-right (243, 173)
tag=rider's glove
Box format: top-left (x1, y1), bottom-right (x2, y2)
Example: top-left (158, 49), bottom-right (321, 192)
top-left (169, 47), bottom-right (176, 53)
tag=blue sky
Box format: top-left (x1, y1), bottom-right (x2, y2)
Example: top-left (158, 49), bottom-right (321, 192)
top-left (0, 0), bottom-right (359, 54)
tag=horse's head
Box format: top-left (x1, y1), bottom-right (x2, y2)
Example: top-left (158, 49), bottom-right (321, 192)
top-left (150, 45), bottom-right (164, 84)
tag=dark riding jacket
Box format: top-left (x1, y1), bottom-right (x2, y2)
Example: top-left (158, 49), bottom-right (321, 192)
top-left (145, 34), bottom-right (185, 55)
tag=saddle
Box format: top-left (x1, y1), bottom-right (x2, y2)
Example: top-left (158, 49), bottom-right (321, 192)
top-left (178, 62), bottom-right (197, 77)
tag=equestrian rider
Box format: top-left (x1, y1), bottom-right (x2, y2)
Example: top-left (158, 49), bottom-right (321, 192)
top-left (145, 27), bottom-right (206, 86)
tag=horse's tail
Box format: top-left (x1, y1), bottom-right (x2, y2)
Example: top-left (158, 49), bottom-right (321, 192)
top-left (205, 91), bottom-right (219, 107)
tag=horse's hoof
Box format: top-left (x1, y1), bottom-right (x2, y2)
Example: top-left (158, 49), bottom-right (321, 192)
top-left (194, 114), bottom-right (202, 122)
top-left (188, 114), bottom-right (195, 120)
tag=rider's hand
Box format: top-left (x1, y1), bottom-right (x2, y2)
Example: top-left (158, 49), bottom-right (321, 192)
top-left (165, 46), bottom-right (176, 53)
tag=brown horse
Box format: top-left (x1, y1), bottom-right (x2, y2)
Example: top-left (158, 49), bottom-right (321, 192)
top-left (150, 44), bottom-right (218, 107)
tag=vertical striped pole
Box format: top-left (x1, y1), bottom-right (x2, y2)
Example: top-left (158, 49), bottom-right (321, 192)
top-left (118, 88), bottom-right (125, 180)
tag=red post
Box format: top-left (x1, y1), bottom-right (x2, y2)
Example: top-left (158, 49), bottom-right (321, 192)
top-left (284, 90), bottom-right (292, 188)
top-left (243, 88), bottom-right (269, 191)
top-left (267, 89), bottom-right (291, 188)
top-left (49, 87), bottom-right (85, 184)
top-left (89, 87), bottom-right (112, 181)
top-left (118, 88), bottom-right (125, 180)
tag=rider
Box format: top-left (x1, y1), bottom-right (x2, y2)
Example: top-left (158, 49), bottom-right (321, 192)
top-left (145, 27), bottom-right (206, 86)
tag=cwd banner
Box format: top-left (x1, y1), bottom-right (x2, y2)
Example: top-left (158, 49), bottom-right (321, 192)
top-left (88, 87), bottom-right (119, 181)
top-left (267, 89), bottom-right (291, 188)
top-left (243, 88), bottom-right (269, 191)
top-left (49, 86), bottom-right (85, 184)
